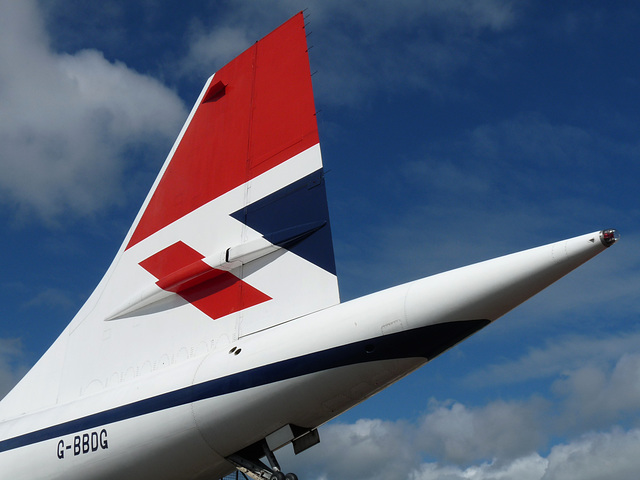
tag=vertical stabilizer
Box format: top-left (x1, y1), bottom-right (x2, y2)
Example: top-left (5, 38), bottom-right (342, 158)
top-left (0, 13), bottom-right (339, 418)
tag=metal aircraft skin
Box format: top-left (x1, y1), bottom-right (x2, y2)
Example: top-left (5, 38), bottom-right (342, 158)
top-left (0, 13), bottom-right (619, 480)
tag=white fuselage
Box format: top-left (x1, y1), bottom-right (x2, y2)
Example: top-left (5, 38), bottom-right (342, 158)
top-left (0, 231), bottom-right (612, 480)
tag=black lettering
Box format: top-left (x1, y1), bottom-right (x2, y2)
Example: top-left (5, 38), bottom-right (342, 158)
top-left (91, 431), bottom-right (99, 452)
top-left (82, 433), bottom-right (90, 454)
top-left (100, 429), bottom-right (108, 450)
top-left (57, 440), bottom-right (65, 459)
top-left (73, 435), bottom-right (80, 456)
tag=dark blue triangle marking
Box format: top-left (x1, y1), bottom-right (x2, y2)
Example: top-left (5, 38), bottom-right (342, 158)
top-left (231, 169), bottom-right (336, 275)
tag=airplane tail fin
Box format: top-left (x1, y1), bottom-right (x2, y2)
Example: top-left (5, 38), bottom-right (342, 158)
top-left (114, 11), bottom-right (338, 333)
top-left (0, 12), bottom-right (339, 417)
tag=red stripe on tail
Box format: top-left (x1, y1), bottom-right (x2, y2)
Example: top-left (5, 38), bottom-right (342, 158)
top-left (127, 13), bottom-right (318, 249)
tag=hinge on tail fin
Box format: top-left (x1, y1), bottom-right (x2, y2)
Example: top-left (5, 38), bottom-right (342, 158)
top-left (202, 80), bottom-right (227, 103)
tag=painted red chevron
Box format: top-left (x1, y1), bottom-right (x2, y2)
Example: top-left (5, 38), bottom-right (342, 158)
top-left (139, 241), bottom-right (271, 320)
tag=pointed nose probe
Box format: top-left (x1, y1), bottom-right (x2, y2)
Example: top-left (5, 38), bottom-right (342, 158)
top-left (600, 229), bottom-right (620, 247)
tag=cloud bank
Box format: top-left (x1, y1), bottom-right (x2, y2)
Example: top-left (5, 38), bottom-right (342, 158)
top-left (276, 332), bottom-right (640, 480)
top-left (0, 0), bottom-right (187, 221)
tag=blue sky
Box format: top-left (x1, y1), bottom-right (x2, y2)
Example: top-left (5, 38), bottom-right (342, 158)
top-left (0, 1), bottom-right (638, 479)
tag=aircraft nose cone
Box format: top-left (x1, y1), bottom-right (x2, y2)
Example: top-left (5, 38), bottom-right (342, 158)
top-left (600, 229), bottom-right (620, 247)
top-left (402, 230), bottom-right (616, 329)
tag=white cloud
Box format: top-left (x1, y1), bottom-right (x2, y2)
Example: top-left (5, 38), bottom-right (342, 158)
top-left (552, 353), bottom-right (640, 431)
top-left (458, 329), bottom-right (640, 435)
top-left (0, 0), bottom-right (187, 221)
top-left (410, 454), bottom-right (548, 480)
top-left (467, 331), bottom-right (640, 388)
top-left (281, 397), bottom-right (547, 480)
top-left (282, 414), bottom-right (640, 480)
top-left (410, 428), bottom-right (640, 480)
top-left (416, 398), bottom-right (546, 464)
top-left (284, 418), bottom-right (419, 480)
top-left (278, 347), bottom-right (640, 479)
top-left (543, 428), bottom-right (640, 480)
top-left (181, 25), bottom-right (253, 78)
